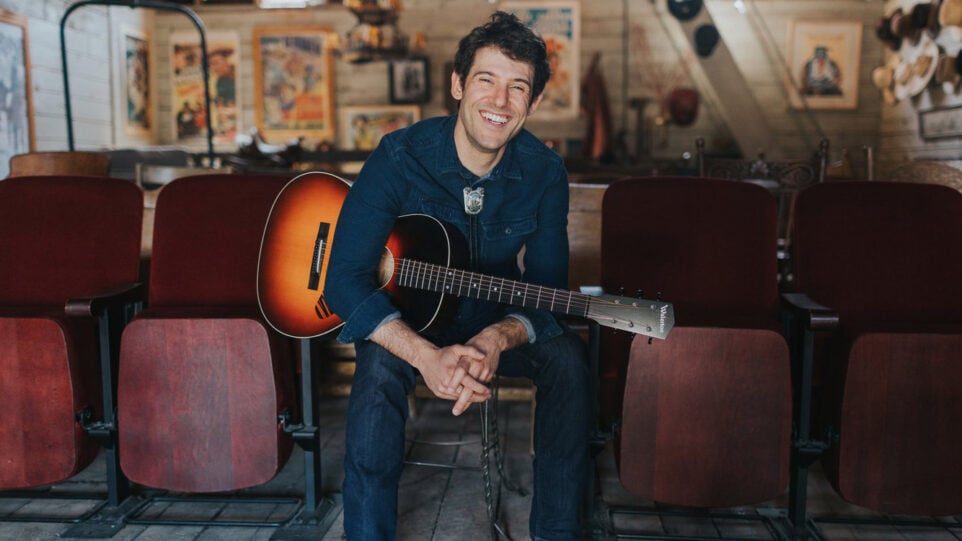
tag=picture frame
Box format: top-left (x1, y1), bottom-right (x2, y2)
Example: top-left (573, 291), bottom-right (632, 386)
top-left (785, 19), bottom-right (862, 110)
top-left (339, 105), bottom-right (420, 151)
top-left (919, 105), bottom-right (962, 140)
top-left (171, 30), bottom-right (241, 146)
top-left (119, 26), bottom-right (151, 138)
top-left (500, 1), bottom-right (581, 120)
top-left (0, 10), bottom-right (34, 178)
top-left (253, 25), bottom-right (336, 144)
top-left (389, 57), bottom-right (430, 104)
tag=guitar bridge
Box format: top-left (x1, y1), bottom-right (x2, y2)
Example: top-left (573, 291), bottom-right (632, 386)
top-left (308, 222), bottom-right (330, 290)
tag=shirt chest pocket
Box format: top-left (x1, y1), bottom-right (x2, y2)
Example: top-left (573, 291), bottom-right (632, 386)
top-left (481, 216), bottom-right (537, 262)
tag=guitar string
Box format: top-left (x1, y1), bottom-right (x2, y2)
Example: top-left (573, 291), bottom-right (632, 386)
top-left (396, 258), bottom-right (668, 334)
top-left (396, 258), bottom-right (593, 314)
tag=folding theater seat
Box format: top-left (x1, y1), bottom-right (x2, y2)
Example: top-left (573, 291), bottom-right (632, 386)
top-left (600, 177), bottom-right (792, 513)
top-left (0, 176), bottom-right (143, 494)
top-left (117, 174), bottom-right (296, 492)
top-left (789, 181), bottom-right (962, 517)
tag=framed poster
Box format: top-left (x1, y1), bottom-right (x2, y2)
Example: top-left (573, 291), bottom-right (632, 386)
top-left (919, 105), bottom-right (962, 140)
top-left (389, 57), bottom-right (430, 104)
top-left (786, 19), bottom-right (862, 110)
top-left (121, 27), bottom-right (151, 136)
top-left (171, 30), bottom-right (241, 146)
top-left (253, 26), bottom-right (335, 143)
top-left (500, 1), bottom-right (580, 120)
top-left (338, 105), bottom-right (419, 151)
top-left (0, 10), bottom-right (34, 178)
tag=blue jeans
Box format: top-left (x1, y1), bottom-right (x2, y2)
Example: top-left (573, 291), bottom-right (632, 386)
top-left (342, 327), bottom-right (591, 540)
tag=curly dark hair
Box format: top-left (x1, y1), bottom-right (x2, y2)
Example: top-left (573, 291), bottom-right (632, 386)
top-left (453, 11), bottom-right (551, 103)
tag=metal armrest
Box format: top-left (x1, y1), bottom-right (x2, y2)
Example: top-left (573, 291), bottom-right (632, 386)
top-left (65, 281), bottom-right (145, 317)
top-left (782, 292), bottom-right (839, 332)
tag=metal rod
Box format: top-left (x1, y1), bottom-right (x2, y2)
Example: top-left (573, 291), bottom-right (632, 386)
top-left (60, 0), bottom-right (215, 165)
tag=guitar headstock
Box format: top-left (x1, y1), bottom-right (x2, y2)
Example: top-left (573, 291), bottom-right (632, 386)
top-left (583, 289), bottom-right (675, 340)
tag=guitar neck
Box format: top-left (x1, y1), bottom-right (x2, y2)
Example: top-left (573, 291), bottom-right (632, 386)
top-left (396, 258), bottom-right (589, 317)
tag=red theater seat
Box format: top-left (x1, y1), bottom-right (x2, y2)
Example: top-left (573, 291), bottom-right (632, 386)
top-left (600, 177), bottom-right (791, 509)
top-left (0, 176), bottom-right (142, 491)
top-left (791, 181), bottom-right (962, 516)
top-left (118, 174), bottom-right (296, 492)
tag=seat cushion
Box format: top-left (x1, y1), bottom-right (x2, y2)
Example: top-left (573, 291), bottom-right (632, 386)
top-left (0, 316), bottom-right (100, 488)
top-left (118, 316), bottom-right (295, 492)
top-left (618, 327), bottom-right (791, 508)
top-left (824, 332), bottom-right (962, 515)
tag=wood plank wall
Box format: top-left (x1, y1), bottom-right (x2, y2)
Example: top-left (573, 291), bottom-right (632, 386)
top-left (6, 0), bottom-right (920, 172)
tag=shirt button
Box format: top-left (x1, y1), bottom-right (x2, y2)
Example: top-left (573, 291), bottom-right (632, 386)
top-left (504, 227), bottom-right (512, 234)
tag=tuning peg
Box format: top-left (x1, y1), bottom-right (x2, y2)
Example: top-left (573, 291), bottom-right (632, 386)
top-left (656, 291), bottom-right (662, 301)
top-left (619, 287), bottom-right (625, 296)
top-left (636, 289), bottom-right (645, 299)
top-left (648, 336), bottom-right (653, 345)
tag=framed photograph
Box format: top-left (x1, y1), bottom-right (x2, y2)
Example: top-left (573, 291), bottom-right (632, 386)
top-left (120, 27), bottom-right (151, 137)
top-left (253, 26), bottom-right (335, 144)
top-left (500, 1), bottom-right (580, 120)
top-left (785, 19), bottom-right (862, 110)
top-left (919, 105), bottom-right (962, 140)
top-left (171, 30), bottom-right (241, 146)
top-left (339, 105), bottom-right (420, 151)
top-left (0, 10), bottom-right (34, 178)
top-left (389, 57), bottom-right (430, 104)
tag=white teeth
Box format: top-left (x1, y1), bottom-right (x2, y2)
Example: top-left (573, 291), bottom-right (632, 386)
top-left (481, 112), bottom-right (507, 124)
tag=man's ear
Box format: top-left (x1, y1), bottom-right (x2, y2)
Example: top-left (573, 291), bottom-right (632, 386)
top-left (527, 92), bottom-right (545, 115)
top-left (450, 71), bottom-right (464, 101)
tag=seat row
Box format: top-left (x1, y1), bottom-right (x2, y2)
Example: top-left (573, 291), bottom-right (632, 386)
top-left (595, 176), bottom-right (962, 538)
top-left (2, 172), bottom-right (961, 539)
top-left (0, 174), bottom-right (330, 530)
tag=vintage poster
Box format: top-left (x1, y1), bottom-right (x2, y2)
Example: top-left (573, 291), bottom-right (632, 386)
top-left (171, 30), bottom-right (240, 145)
top-left (123, 29), bottom-right (150, 135)
top-left (253, 26), bottom-right (335, 144)
top-left (500, 1), bottom-right (580, 120)
top-left (0, 11), bottom-right (34, 178)
top-left (338, 105), bottom-right (420, 151)
top-left (786, 19), bottom-right (862, 110)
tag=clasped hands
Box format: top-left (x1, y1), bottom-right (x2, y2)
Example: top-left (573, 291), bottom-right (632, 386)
top-left (420, 336), bottom-right (502, 416)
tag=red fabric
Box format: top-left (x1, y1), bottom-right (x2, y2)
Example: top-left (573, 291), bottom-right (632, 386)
top-left (598, 176), bottom-right (780, 425)
top-left (119, 316), bottom-right (294, 492)
top-left (793, 181), bottom-right (962, 514)
top-left (0, 176), bottom-right (141, 488)
top-left (148, 174), bottom-right (290, 306)
top-left (619, 328), bottom-right (791, 507)
top-left (0, 176), bottom-right (142, 305)
top-left (120, 174), bottom-right (297, 492)
top-left (793, 181), bottom-right (962, 323)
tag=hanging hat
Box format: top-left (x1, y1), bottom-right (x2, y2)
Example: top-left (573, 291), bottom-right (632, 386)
top-left (912, 2), bottom-right (942, 38)
top-left (876, 15), bottom-right (903, 51)
top-left (666, 87), bottom-right (699, 126)
top-left (668, 0), bottom-right (703, 22)
top-left (872, 65), bottom-right (898, 106)
top-left (891, 8), bottom-right (922, 42)
top-left (893, 34), bottom-right (939, 100)
top-left (939, 0), bottom-right (962, 27)
top-left (694, 24), bottom-right (720, 57)
top-left (935, 52), bottom-right (962, 92)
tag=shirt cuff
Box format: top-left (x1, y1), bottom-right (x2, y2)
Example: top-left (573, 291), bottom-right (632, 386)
top-left (505, 313), bottom-right (536, 344)
top-left (365, 311), bottom-right (402, 340)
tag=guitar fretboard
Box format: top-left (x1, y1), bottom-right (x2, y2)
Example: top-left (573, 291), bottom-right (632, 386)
top-left (396, 258), bottom-right (590, 317)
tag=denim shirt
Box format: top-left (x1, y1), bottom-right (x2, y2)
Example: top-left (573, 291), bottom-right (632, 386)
top-left (324, 115), bottom-right (570, 345)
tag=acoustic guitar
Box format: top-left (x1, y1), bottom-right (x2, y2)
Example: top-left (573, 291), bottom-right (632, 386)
top-left (257, 172), bottom-right (675, 340)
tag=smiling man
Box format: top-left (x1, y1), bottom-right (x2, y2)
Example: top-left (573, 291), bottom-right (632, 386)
top-left (324, 11), bottom-right (591, 540)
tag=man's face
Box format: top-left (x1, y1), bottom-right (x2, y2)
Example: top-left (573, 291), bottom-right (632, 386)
top-left (451, 46), bottom-right (543, 161)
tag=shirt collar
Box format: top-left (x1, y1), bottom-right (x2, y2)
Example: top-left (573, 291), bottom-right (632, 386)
top-left (436, 115), bottom-right (524, 184)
